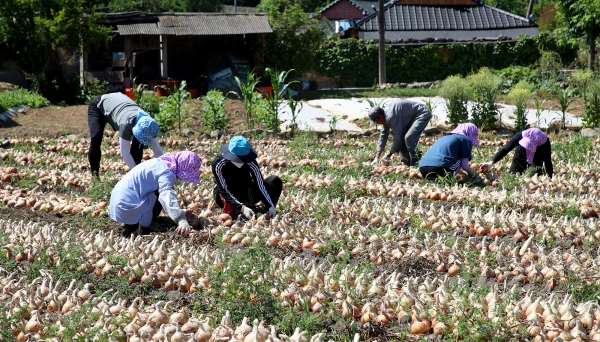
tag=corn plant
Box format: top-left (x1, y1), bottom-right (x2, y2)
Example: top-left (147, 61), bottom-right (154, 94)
top-left (532, 98), bottom-right (549, 128)
top-left (424, 98), bottom-right (439, 127)
top-left (467, 68), bottom-right (501, 131)
top-left (553, 86), bottom-right (575, 130)
top-left (287, 93), bottom-right (303, 135)
top-left (155, 79), bottom-right (190, 135)
top-left (507, 81), bottom-right (533, 132)
top-left (230, 71), bottom-right (260, 129)
top-left (202, 90), bottom-right (228, 131)
top-left (256, 68), bottom-right (298, 132)
top-left (439, 75), bottom-right (470, 127)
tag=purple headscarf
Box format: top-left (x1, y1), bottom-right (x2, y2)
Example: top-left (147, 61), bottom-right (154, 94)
top-left (159, 151), bottom-right (201, 184)
top-left (519, 128), bottom-right (548, 165)
top-left (451, 123), bottom-right (479, 146)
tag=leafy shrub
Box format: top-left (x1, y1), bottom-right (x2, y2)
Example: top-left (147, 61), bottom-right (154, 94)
top-left (202, 90), bottom-right (228, 131)
top-left (287, 94), bottom-right (303, 135)
top-left (0, 88), bottom-right (49, 112)
top-left (155, 80), bottom-right (190, 134)
top-left (467, 68), bottom-right (501, 130)
top-left (538, 51), bottom-right (562, 90)
top-left (82, 79), bottom-right (109, 103)
top-left (315, 33), bottom-right (577, 87)
top-left (138, 93), bottom-right (161, 117)
top-left (583, 80), bottom-right (600, 128)
top-left (439, 75), bottom-right (470, 127)
top-left (496, 65), bottom-right (539, 94)
top-left (507, 81), bottom-right (533, 131)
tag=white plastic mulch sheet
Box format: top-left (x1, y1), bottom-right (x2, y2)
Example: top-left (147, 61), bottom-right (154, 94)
top-left (277, 97), bottom-right (583, 133)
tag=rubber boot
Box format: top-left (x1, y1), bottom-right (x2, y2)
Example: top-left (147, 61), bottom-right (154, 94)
top-left (220, 195), bottom-right (238, 219)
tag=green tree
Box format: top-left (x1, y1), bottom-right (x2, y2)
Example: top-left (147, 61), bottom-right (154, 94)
top-left (172, 0), bottom-right (223, 12)
top-left (480, 0), bottom-right (529, 17)
top-left (104, 0), bottom-right (174, 12)
top-left (0, 0), bottom-right (110, 94)
top-left (257, 0), bottom-right (325, 73)
top-left (556, 0), bottom-right (600, 70)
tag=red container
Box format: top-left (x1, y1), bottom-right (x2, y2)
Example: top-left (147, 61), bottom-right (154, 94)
top-left (156, 78), bottom-right (181, 92)
top-left (155, 87), bottom-right (171, 97)
top-left (256, 85), bottom-right (273, 98)
top-left (187, 89), bottom-right (198, 99)
top-left (125, 88), bottom-right (136, 100)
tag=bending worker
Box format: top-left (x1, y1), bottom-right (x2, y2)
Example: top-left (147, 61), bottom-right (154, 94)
top-left (369, 99), bottom-right (431, 166)
top-left (418, 123), bottom-right (479, 179)
top-left (212, 136), bottom-right (281, 220)
top-left (109, 151), bottom-right (202, 237)
top-left (88, 92), bottom-right (163, 177)
top-left (480, 127), bottom-right (553, 177)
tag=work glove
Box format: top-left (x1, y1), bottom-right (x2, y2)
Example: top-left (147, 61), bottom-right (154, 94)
top-left (479, 161), bottom-right (493, 173)
top-left (370, 157), bottom-right (379, 166)
top-left (265, 207), bottom-right (277, 220)
top-left (381, 156), bottom-right (390, 166)
top-left (241, 205), bottom-right (255, 219)
top-left (175, 216), bottom-right (191, 236)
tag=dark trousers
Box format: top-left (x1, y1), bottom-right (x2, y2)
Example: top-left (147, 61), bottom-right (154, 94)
top-left (419, 166), bottom-right (453, 180)
top-left (214, 175), bottom-right (283, 210)
top-left (88, 96), bottom-right (144, 176)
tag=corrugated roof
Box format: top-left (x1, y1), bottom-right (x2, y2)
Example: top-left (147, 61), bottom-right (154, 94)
top-left (117, 23), bottom-right (161, 35)
top-left (117, 13), bottom-right (272, 36)
top-left (358, 2), bottom-right (535, 31)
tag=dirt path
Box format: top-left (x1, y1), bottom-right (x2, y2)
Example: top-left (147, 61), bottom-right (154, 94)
top-left (0, 105), bottom-right (89, 139)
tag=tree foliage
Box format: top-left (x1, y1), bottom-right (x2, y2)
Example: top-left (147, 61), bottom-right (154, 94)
top-left (480, 0), bottom-right (530, 18)
top-left (555, 0), bottom-right (600, 69)
top-left (257, 0), bottom-right (325, 73)
top-left (0, 0), bottom-right (110, 98)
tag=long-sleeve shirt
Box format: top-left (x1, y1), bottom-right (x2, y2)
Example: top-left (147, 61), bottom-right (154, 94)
top-left (109, 158), bottom-right (184, 227)
top-left (418, 134), bottom-right (472, 171)
top-left (120, 137), bottom-right (163, 169)
top-left (377, 100), bottom-right (430, 153)
top-left (98, 93), bottom-right (140, 141)
top-left (211, 155), bottom-right (274, 210)
top-left (492, 131), bottom-right (553, 177)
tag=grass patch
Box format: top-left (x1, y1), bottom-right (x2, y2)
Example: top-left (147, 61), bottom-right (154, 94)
top-left (0, 87), bottom-right (49, 112)
top-left (552, 135), bottom-right (593, 164)
top-left (86, 176), bottom-right (118, 202)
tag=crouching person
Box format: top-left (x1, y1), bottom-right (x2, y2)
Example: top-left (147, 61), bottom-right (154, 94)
top-left (212, 136), bottom-right (281, 220)
top-left (109, 151), bottom-right (201, 237)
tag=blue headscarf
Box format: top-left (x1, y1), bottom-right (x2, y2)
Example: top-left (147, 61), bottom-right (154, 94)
top-left (132, 111), bottom-right (159, 147)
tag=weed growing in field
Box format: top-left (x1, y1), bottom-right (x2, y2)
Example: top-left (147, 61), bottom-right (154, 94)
top-left (552, 136), bottom-right (593, 164)
top-left (86, 176), bottom-right (118, 201)
top-left (194, 244), bottom-right (281, 323)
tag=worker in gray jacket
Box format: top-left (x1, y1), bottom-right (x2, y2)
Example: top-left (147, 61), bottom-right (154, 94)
top-left (369, 99), bottom-right (431, 166)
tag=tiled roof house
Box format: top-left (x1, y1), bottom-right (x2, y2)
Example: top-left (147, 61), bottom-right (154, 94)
top-left (339, 0), bottom-right (539, 44)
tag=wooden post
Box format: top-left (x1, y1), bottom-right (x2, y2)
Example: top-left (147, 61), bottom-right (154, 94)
top-left (378, 0), bottom-right (386, 85)
top-left (160, 35), bottom-right (168, 78)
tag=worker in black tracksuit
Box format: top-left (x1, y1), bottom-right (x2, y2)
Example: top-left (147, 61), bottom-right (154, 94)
top-left (480, 128), bottom-right (553, 177)
top-left (211, 136), bottom-right (282, 220)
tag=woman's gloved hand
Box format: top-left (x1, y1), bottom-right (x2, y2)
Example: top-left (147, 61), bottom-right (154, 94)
top-left (370, 157), bottom-right (379, 166)
top-left (381, 156), bottom-right (390, 166)
top-left (479, 161), bottom-right (493, 173)
top-left (175, 221), bottom-right (190, 235)
top-left (175, 216), bottom-right (191, 235)
top-left (265, 207), bottom-right (277, 220)
top-left (241, 205), bottom-right (255, 219)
